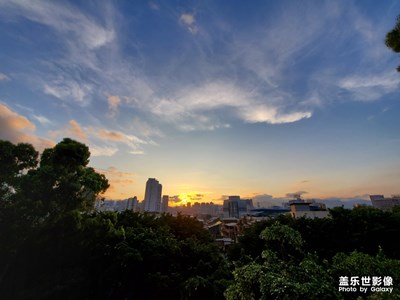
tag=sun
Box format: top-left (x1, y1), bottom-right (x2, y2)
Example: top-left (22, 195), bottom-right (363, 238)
top-left (178, 192), bottom-right (190, 205)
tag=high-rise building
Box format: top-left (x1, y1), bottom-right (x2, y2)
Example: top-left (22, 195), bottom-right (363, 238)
top-left (144, 178), bottom-right (162, 212)
top-left (161, 195), bottom-right (169, 213)
top-left (370, 195), bottom-right (400, 210)
top-left (223, 196), bottom-right (253, 218)
top-left (127, 196), bottom-right (138, 211)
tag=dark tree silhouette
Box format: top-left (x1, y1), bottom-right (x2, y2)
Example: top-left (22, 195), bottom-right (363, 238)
top-left (386, 15), bottom-right (400, 71)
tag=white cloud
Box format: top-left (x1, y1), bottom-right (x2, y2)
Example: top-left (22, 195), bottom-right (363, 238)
top-left (129, 150), bottom-right (145, 155)
top-left (146, 81), bottom-right (312, 128)
top-left (180, 14), bottom-right (195, 25)
top-left (32, 114), bottom-right (52, 125)
top-left (90, 145), bottom-right (118, 157)
top-left (48, 119), bottom-right (152, 155)
top-left (0, 72), bottom-right (9, 81)
top-left (90, 127), bottom-right (150, 153)
top-left (179, 13), bottom-right (198, 34)
top-left (44, 80), bottom-right (94, 106)
top-left (338, 71), bottom-right (399, 101)
top-left (107, 95), bottom-right (120, 118)
top-left (3, 0), bottom-right (395, 138)
top-left (0, 0), bottom-right (116, 106)
top-left (241, 105), bottom-right (312, 124)
top-left (1, 0), bottom-right (115, 50)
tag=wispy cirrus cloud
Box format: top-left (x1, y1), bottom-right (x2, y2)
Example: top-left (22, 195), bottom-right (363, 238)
top-left (0, 0), bottom-right (317, 132)
top-left (43, 80), bottom-right (94, 106)
top-left (32, 114), bottom-right (52, 126)
top-left (1, 0), bottom-right (115, 50)
top-left (338, 71), bottom-right (399, 101)
top-left (107, 95), bottom-right (120, 118)
top-left (90, 145), bottom-right (118, 157)
top-left (1, 0), bottom-right (397, 137)
top-left (91, 127), bottom-right (148, 154)
top-left (48, 119), bottom-right (151, 156)
top-left (146, 81), bottom-right (312, 129)
top-left (0, 0), bottom-right (115, 106)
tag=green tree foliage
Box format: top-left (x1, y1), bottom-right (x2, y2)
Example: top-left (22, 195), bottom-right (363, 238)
top-left (0, 211), bottom-right (230, 300)
top-left (386, 15), bottom-right (400, 71)
top-left (0, 138), bottom-right (109, 296)
top-left (0, 140), bottom-right (38, 200)
top-left (229, 206), bottom-right (400, 261)
top-left (225, 224), bottom-right (340, 300)
top-left (3, 137), bottom-right (400, 299)
top-left (0, 139), bottom-right (230, 299)
top-left (226, 222), bottom-right (400, 300)
top-left (260, 222), bottom-right (304, 262)
top-left (330, 250), bottom-right (400, 300)
top-left (18, 138), bottom-right (109, 218)
top-left (0, 138), bottom-right (108, 224)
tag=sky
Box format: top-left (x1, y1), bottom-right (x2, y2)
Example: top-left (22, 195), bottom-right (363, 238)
top-left (0, 0), bottom-right (399, 206)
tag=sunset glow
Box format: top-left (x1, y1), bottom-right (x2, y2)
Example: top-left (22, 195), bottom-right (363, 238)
top-left (1, 1), bottom-right (399, 205)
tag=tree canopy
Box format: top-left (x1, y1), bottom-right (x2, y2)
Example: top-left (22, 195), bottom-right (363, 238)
top-left (0, 138), bottom-right (109, 222)
top-left (2, 138), bottom-right (400, 299)
top-left (386, 15), bottom-right (400, 71)
top-left (0, 138), bottom-right (110, 293)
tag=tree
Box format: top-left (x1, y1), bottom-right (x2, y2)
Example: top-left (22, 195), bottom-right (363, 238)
top-left (260, 221), bottom-right (304, 262)
top-left (330, 250), bottom-right (400, 300)
top-left (225, 223), bottom-right (340, 300)
top-left (17, 138), bottom-right (109, 219)
top-left (0, 140), bottom-right (38, 201)
top-left (386, 15), bottom-right (400, 71)
top-left (0, 210), bottom-right (231, 300)
top-left (0, 138), bottom-right (109, 293)
top-left (0, 140), bottom-right (39, 265)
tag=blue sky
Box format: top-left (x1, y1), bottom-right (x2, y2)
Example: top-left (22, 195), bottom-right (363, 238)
top-left (0, 0), bottom-right (399, 204)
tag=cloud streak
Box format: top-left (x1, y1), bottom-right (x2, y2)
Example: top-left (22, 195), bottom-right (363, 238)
top-left (1, 0), bottom-right (398, 136)
top-left (338, 71), bottom-right (399, 101)
top-left (1, 0), bottom-right (115, 50)
top-left (48, 119), bottom-right (152, 156)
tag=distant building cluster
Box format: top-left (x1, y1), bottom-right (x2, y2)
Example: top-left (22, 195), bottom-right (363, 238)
top-left (92, 178), bottom-right (398, 252)
top-left (94, 177), bottom-right (400, 249)
top-left (95, 196), bottom-right (138, 212)
top-left (288, 197), bottom-right (329, 219)
top-left (370, 195), bottom-right (400, 210)
top-left (95, 178), bottom-right (168, 214)
top-left (222, 196), bottom-right (254, 218)
top-left (172, 201), bottom-right (222, 218)
top-left (95, 178), bottom-right (331, 221)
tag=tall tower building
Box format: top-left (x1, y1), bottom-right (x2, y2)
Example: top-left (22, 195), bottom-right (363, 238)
top-left (161, 195), bottom-right (169, 213)
top-left (126, 196), bottom-right (138, 211)
top-left (144, 178), bottom-right (162, 212)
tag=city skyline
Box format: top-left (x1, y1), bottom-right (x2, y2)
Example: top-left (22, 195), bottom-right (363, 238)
top-left (0, 1), bottom-right (399, 205)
